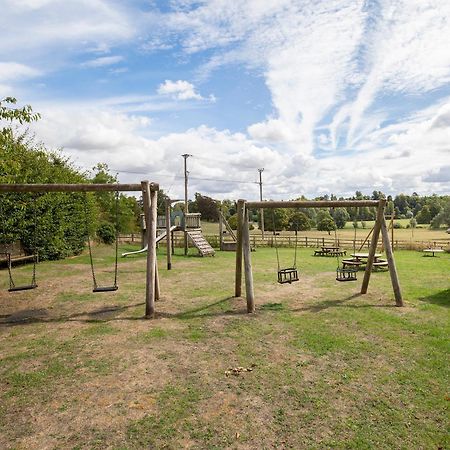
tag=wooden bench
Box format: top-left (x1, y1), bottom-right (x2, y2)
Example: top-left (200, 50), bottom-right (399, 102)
top-left (0, 242), bottom-right (37, 266)
top-left (328, 250), bottom-right (347, 257)
top-left (423, 248), bottom-right (444, 257)
top-left (372, 260), bottom-right (389, 270)
top-left (342, 259), bottom-right (363, 269)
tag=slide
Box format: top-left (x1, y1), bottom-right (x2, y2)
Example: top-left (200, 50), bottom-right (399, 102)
top-left (121, 225), bottom-right (177, 257)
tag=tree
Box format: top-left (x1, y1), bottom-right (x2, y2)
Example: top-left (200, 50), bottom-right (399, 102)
top-left (288, 211), bottom-right (311, 231)
top-left (317, 216), bottom-right (336, 234)
top-left (332, 208), bottom-right (349, 229)
top-left (416, 205), bottom-right (432, 224)
top-left (0, 97), bottom-right (40, 141)
top-left (430, 198), bottom-right (450, 228)
top-left (316, 210), bottom-right (336, 234)
top-left (90, 164), bottom-right (139, 234)
top-left (264, 208), bottom-right (290, 231)
top-left (194, 193), bottom-right (219, 222)
top-left (0, 134), bottom-right (91, 259)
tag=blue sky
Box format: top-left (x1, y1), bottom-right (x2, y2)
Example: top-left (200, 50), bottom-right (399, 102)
top-left (1, 0), bottom-right (449, 200)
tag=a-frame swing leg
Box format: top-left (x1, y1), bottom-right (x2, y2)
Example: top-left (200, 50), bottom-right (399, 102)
top-left (361, 199), bottom-right (403, 306)
top-left (380, 217), bottom-right (403, 306)
top-left (361, 199), bottom-right (385, 295)
top-left (142, 181), bottom-right (157, 318)
top-left (234, 199), bottom-right (245, 298)
top-left (242, 205), bottom-right (255, 313)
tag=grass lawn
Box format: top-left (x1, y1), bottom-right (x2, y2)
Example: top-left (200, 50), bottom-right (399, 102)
top-left (0, 245), bottom-right (449, 449)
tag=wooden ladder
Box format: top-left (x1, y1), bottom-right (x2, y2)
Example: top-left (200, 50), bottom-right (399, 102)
top-left (187, 230), bottom-right (215, 256)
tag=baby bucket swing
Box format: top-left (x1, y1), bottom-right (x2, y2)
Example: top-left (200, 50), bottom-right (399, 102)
top-left (334, 224), bottom-right (357, 282)
top-left (272, 213), bottom-right (299, 284)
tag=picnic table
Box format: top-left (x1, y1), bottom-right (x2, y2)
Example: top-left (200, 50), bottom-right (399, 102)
top-left (344, 253), bottom-right (388, 270)
top-left (314, 246), bottom-right (346, 257)
top-left (423, 248), bottom-right (445, 257)
top-left (350, 253), bottom-right (382, 260)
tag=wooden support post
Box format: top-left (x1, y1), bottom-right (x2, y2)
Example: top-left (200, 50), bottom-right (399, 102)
top-left (184, 229), bottom-right (188, 256)
top-left (380, 217), bottom-right (403, 306)
top-left (142, 181), bottom-right (157, 318)
top-left (234, 199), bottom-right (245, 297)
top-left (155, 259), bottom-right (160, 301)
top-left (140, 213), bottom-right (147, 248)
top-left (361, 199), bottom-right (386, 294)
top-left (165, 198), bottom-right (172, 270)
top-left (219, 209), bottom-right (223, 251)
top-left (391, 214), bottom-right (395, 252)
top-left (242, 205), bottom-right (255, 313)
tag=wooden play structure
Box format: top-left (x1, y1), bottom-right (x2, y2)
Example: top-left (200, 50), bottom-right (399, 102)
top-left (123, 198), bottom-right (215, 268)
top-left (234, 198), bottom-right (403, 313)
top-left (218, 210), bottom-right (237, 251)
top-left (0, 182), bottom-right (160, 318)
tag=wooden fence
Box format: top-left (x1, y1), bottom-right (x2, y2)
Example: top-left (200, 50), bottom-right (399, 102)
top-left (118, 233), bottom-right (450, 251)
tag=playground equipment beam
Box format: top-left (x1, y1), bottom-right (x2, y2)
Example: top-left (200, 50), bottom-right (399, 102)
top-left (246, 200), bottom-right (379, 209)
top-left (0, 183), bottom-right (159, 192)
top-left (235, 198), bottom-right (404, 311)
top-left (0, 181), bottom-right (159, 319)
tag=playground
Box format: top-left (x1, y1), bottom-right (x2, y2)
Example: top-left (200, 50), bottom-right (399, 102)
top-left (0, 242), bottom-right (448, 449)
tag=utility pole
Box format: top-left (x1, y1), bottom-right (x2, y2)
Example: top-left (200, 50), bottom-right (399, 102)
top-left (258, 168), bottom-right (265, 239)
top-left (182, 154), bottom-right (191, 255)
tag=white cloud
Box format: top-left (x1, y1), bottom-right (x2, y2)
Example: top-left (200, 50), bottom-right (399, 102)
top-left (82, 55), bottom-right (124, 68)
top-left (3, 0), bottom-right (450, 198)
top-left (157, 80), bottom-right (204, 100)
top-left (0, 62), bottom-right (42, 81)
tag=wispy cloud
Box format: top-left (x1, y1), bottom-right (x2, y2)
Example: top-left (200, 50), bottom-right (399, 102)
top-left (0, 62), bottom-right (42, 81)
top-left (81, 55), bottom-right (124, 68)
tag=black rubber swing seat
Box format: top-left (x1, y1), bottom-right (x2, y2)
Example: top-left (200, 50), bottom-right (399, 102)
top-left (336, 267), bottom-right (357, 282)
top-left (8, 283), bottom-right (38, 292)
top-left (277, 267), bottom-right (299, 284)
top-left (93, 286), bottom-right (118, 293)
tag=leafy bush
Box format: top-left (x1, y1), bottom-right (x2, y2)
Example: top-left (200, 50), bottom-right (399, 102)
top-left (97, 223), bottom-right (116, 245)
top-left (228, 215), bottom-right (238, 230)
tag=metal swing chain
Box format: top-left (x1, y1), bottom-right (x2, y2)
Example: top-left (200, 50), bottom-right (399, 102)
top-left (83, 192), bottom-right (98, 289)
top-left (293, 221), bottom-right (298, 269)
top-left (113, 190), bottom-right (119, 288)
top-left (334, 226), bottom-right (341, 269)
top-left (0, 197), bottom-right (15, 289)
top-left (30, 194), bottom-right (38, 287)
top-left (272, 210), bottom-right (281, 271)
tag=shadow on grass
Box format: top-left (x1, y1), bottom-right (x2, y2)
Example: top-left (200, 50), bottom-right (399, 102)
top-left (0, 302), bottom-right (146, 327)
top-left (289, 293), bottom-right (398, 313)
top-left (0, 297), bottom-right (247, 326)
top-left (159, 296), bottom-right (245, 319)
top-left (419, 289), bottom-right (450, 307)
top-left (0, 291), bottom-right (402, 327)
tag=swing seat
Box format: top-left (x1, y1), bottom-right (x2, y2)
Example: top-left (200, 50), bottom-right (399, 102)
top-left (93, 286), bottom-right (118, 293)
top-left (8, 283), bottom-right (38, 292)
top-left (277, 267), bottom-right (299, 284)
top-left (336, 267), bottom-right (357, 282)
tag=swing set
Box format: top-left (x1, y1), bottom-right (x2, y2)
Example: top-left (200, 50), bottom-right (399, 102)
top-left (234, 198), bottom-right (403, 313)
top-left (0, 181), bottom-right (160, 318)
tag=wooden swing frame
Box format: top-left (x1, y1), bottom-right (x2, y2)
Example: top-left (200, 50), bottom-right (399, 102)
top-left (234, 198), bottom-right (403, 313)
top-left (0, 181), bottom-right (160, 318)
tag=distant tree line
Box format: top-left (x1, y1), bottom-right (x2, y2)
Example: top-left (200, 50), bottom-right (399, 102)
top-left (183, 190), bottom-right (450, 232)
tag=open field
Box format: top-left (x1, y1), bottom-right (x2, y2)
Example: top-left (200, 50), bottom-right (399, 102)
top-left (201, 220), bottom-right (450, 243)
top-left (0, 245), bottom-right (449, 449)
